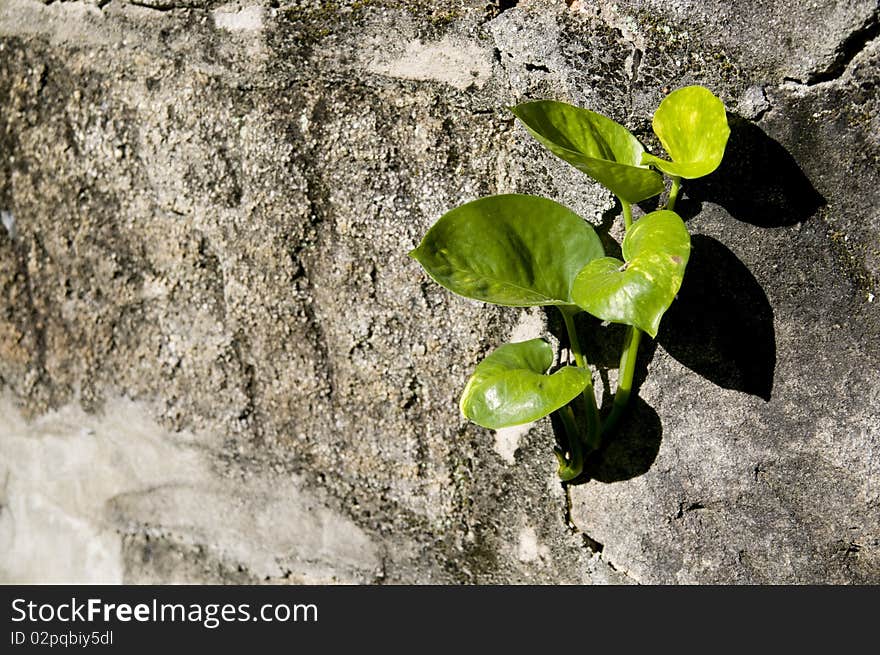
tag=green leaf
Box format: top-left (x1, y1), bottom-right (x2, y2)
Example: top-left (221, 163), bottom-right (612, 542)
top-left (409, 194), bottom-right (604, 307)
top-left (642, 86), bottom-right (730, 179)
top-left (571, 210), bottom-right (690, 337)
top-left (460, 339), bottom-right (592, 429)
top-left (510, 100), bottom-right (664, 204)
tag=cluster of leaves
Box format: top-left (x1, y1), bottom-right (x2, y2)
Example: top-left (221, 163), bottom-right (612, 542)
top-left (411, 86), bottom-right (730, 481)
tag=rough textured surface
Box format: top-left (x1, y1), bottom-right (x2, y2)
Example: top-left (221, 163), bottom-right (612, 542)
top-left (0, 0), bottom-right (877, 583)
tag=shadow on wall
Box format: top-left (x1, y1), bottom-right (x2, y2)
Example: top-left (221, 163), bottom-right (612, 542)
top-left (679, 114), bottom-right (826, 227)
top-left (550, 113), bottom-right (825, 484)
top-left (657, 235), bottom-right (776, 401)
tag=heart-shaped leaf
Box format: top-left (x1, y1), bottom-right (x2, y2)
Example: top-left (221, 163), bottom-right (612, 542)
top-left (511, 100), bottom-right (664, 204)
top-left (642, 86), bottom-right (730, 179)
top-left (571, 210), bottom-right (690, 337)
top-left (460, 339), bottom-right (592, 429)
top-left (410, 194), bottom-right (604, 307)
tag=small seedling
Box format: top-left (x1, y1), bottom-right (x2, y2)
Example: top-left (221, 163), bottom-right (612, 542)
top-left (410, 86), bottom-right (730, 481)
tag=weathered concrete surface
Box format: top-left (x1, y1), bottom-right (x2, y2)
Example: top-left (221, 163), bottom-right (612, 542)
top-left (0, 394), bottom-right (381, 583)
top-left (0, 0), bottom-right (877, 583)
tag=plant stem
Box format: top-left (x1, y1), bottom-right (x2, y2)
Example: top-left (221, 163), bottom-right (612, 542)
top-left (560, 307), bottom-right (601, 452)
top-left (621, 199), bottom-right (633, 230)
top-left (602, 325), bottom-right (642, 436)
top-left (555, 404), bottom-right (584, 481)
top-left (603, 175), bottom-right (677, 438)
top-left (667, 176), bottom-right (682, 211)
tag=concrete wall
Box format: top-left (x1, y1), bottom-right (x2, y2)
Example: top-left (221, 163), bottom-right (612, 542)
top-left (1, 0), bottom-right (878, 583)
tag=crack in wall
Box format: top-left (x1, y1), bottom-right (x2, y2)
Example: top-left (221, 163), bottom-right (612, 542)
top-left (562, 482), bottom-right (576, 531)
top-left (525, 62), bottom-right (551, 73)
top-left (674, 501), bottom-right (706, 520)
top-left (807, 8), bottom-right (879, 84)
top-left (127, 0), bottom-right (191, 11)
top-left (592, 0), bottom-right (646, 118)
top-left (230, 334), bottom-right (263, 442)
top-left (561, 482), bottom-right (642, 584)
top-left (627, 46), bottom-right (643, 110)
top-left (782, 8), bottom-right (879, 86)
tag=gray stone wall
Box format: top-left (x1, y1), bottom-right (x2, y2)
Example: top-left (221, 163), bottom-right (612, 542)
top-left (0, 0), bottom-right (877, 583)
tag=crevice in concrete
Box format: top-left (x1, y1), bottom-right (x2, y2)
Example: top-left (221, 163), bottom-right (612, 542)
top-left (601, 555), bottom-right (640, 583)
top-left (581, 532), bottom-right (603, 554)
top-left (781, 9), bottom-right (879, 88)
top-left (592, 1), bottom-right (645, 117)
top-left (674, 501), bottom-right (706, 520)
top-left (754, 462), bottom-right (768, 483)
top-left (563, 483), bottom-right (641, 583)
top-left (807, 9), bottom-right (879, 84)
top-left (287, 100), bottom-right (337, 407)
top-left (582, 532), bottom-right (641, 583)
top-left (752, 100), bottom-right (771, 122)
top-left (628, 46), bottom-right (643, 96)
top-left (127, 0), bottom-right (188, 12)
top-left (230, 334), bottom-right (262, 441)
top-left (741, 86), bottom-right (773, 122)
top-left (561, 482), bottom-right (576, 531)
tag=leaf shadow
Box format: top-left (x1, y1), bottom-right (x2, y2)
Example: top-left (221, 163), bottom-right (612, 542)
top-left (685, 113), bottom-right (825, 226)
top-left (584, 397), bottom-right (662, 483)
top-left (657, 235), bottom-right (776, 400)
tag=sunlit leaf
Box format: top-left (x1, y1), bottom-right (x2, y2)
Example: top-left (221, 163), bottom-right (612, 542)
top-left (511, 100), bottom-right (664, 203)
top-left (571, 210), bottom-right (690, 337)
top-left (410, 194), bottom-right (604, 307)
top-left (460, 339), bottom-right (591, 429)
top-left (642, 86), bottom-right (730, 179)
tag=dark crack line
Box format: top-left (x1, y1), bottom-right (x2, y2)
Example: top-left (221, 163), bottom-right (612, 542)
top-left (807, 8), bottom-right (880, 84)
top-left (598, 550), bottom-right (641, 584)
top-left (628, 47), bottom-right (643, 101)
top-left (581, 532), bottom-right (604, 554)
top-left (373, 551), bottom-right (389, 585)
top-left (230, 334), bottom-right (263, 442)
top-left (591, 0), bottom-right (644, 118)
top-left (562, 482), bottom-right (576, 531)
top-left (752, 101), bottom-right (771, 122)
top-left (674, 501), bottom-right (706, 520)
top-left (624, 45), bottom-right (643, 122)
top-left (562, 482), bottom-right (641, 584)
top-left (127, 1), bottom-right (186, 11)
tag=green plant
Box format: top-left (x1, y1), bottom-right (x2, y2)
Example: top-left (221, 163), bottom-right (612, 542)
top-left (410, 86), bottom-right (730, 481)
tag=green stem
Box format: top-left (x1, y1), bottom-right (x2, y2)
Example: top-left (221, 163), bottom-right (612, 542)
top-left (560, 307), bottom-right (601, 452)
top-left (554, 404), bottom-right (584, 482)
top-left (621, 199), bottom-right (633, 231)
top-left (667, 176), bottom-right (682, 211)
top-left (603, 181), bottom-right (676, 437)
top-left (604, 198), bottom-right (644, 435)
top-left (602, 325), bottom-right (642, 436)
